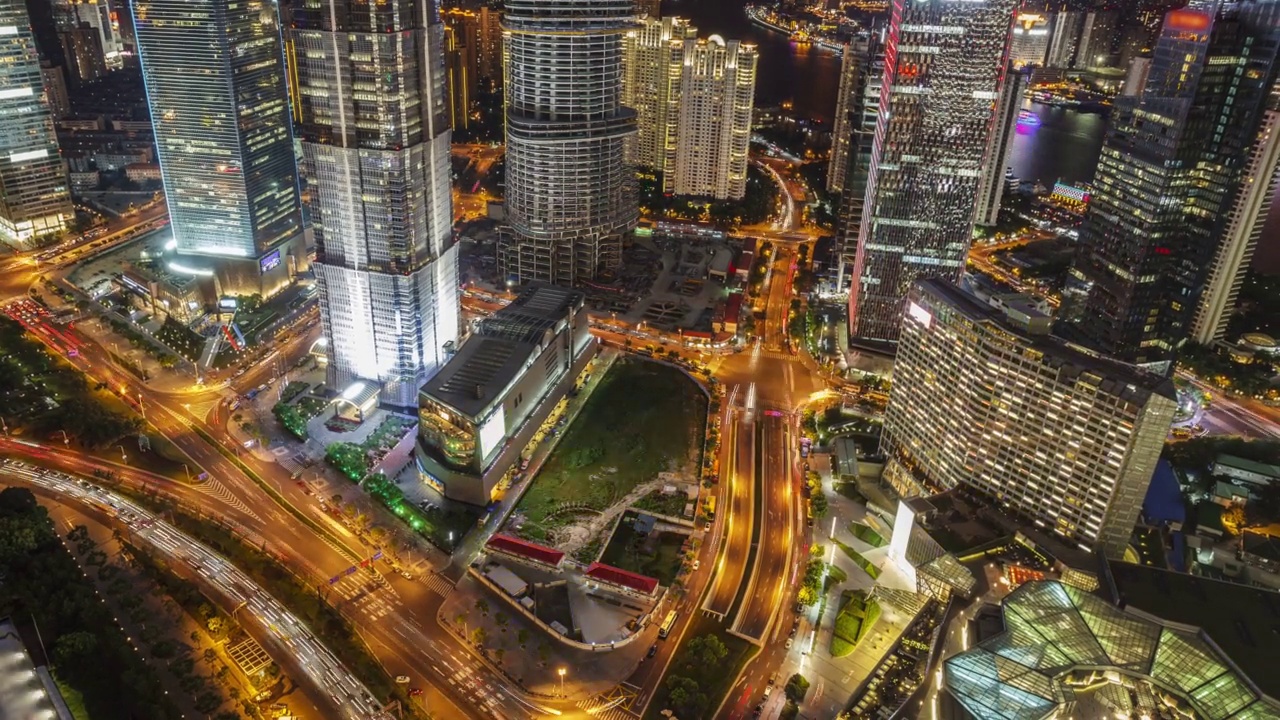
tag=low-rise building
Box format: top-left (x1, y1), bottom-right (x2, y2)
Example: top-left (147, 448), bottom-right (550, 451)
top-left (485, 533), bottom-right (565, 571)
top-left (1212, 454), bottom-right (1280, 487)
top-left (416, 284), bottom-right (596, 505)
top-left (583, 562), bottom-right (660, 601)
top-left (124, 163), bottom-right (162, 182)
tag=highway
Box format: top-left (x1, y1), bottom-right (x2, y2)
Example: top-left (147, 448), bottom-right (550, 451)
top-left (0, 459), bottom-right (389, 720)
top-left (705, 393), bottom-right (757, 620)
top-left (733, 411), bottom-right (796, 643)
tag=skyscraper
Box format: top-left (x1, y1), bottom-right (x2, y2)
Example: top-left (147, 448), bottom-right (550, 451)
top-left (133, 0), bottom-right (304, 275)
top-left (1045, 10), bottom-right (1084, 68)
top-left (882, 279), bottom-right (1176, 557)
top-left (1075, 10), bottom-right (1118, 68)
top-left (974, 66), bottom-right (1028, 227)
top-left (668, 36), bottom-right (756, 199)
top-left (1067, 6), bottom-right (1279, 370)
top-left (833, 34), bottom-right (883, 294)
top-left (827, 32), bottom-right (876, 194)
top-left (622, 16), bottom-right (696, 171)
top-left (292, 0), bottom-right (460, 407)
top-left (444, 21), bottom-right (471, 131)
top-left (1009, 11), bottom-right (1051, 68)
top-left (845, 0), bottom-right (1017, 347)
top-left (498, 0), bottom-right (637, 286)
top-left (0, 0), bottom-right (74, 243)
top-left (59, 22), bottom-right (106, 85)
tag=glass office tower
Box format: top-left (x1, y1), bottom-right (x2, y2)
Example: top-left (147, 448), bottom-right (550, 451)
top-left (845, 0), bottom-right (1017, 347)
top-left (498, 0), bottom-right (637, 286)
top-left (133, 0), bottom-right (302, 260)
top-left (0, 0), bottom-right (74, 243)
top-left (291, 0), bottom-right (459, 408)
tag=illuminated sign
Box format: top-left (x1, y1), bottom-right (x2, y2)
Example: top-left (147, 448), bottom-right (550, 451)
top-left (259, 249), bottom-right (281, 273)
top-left (478, 407), bottom-right (506, 459)
top-left (1051, 181), bottom-right (1091, 204)
top-left (219, 297), bottom-right (238, 311)
top-left (1166, 10), bottom-right (1211, 32)
top-left (907, 301), bottom-right (932, 328)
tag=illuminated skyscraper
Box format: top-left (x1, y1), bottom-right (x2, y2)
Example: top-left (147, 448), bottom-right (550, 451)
top-left (622, 16), bottom-right (696, 171)
top-left (882, 279), bottom-right (1176, 557)
top-left (827, 31), bottom-right (877, 194)
top-left (1009, 11), bottom-right (1051, 68)
top-left (498, 0), bottom-right (637, 286)
top-left (292, 0), bottom-right (460, 407)
top-left (133, 0), bottom-right (303, 271)
top-left (833, 34), bottom-right (882, 294)
top-left (974, 66), bottom-right (1028, 228)
top-left (1067, 5), bottom-right (1279, 370)
top-left (845, 0), bottom-right (1017, 347)
top-left (0, 0), bottom-right (74, 243)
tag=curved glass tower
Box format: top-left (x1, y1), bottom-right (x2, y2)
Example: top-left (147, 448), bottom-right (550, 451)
top-left (291, 0), bottom-right (459, 407)
top-left (499, 0), bottom-right (637, 286)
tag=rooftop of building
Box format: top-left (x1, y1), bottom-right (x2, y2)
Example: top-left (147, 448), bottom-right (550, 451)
top-left (916, 279), bottom-right (1177, 405)
top-left (1107, 560), bottom-right (1280, 700)
top-left (583, 562), bottom-right (660, 595)
top-left (476, 283), bottom-right (583, 345)
top-left (420, 334), bottom-right (538, 420)
top-left (1214, 453), bottom-right (1280, 479)
top-left (0, 617), bottom-right (71, 720)
top-left (1242, 532), bottom-right (1280, 562)
top-left (485, 533), bottom-right (565, 567)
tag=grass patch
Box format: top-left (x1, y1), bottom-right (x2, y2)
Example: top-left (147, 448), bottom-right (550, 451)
top-left (154, 317), bottom-right (202, 362)
top-left (829, 590), bottom-right (881, 658)
top-left (849, 521), bottom-right (887, 548)
top-left (515, 359), bottom-right (705, 532)
top-left (598, 512), bottom-right (690, 586)
top-left (835, 539), bottom-right (881, 580)
top-left (644, 614), bottom-right (758, 720)
top-left (54, 677), bottom-right (90, 720)
top-left (632, 489), bottom-right (692, 518)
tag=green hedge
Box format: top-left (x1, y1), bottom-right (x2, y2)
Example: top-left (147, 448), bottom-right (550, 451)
top-left (829, 590), bottom-right (881, 658)
top-left (850, 521), bottom-right (887, 548)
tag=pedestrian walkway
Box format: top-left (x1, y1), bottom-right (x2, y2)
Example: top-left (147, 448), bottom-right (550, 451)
top-left (577, 683), bottom-right (642, 719)
top-left (191, 477), bottom-right (263, 522)
top-left (421, 572), bottom-right (455, 597)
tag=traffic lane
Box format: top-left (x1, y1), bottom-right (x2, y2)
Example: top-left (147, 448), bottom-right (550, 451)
top-left (736, 413), bottom-right (792, 641)
top-left (707, 413), bottom-right (755, 616)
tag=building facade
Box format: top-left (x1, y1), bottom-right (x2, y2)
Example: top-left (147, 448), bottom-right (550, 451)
top-left (1066, 6), bottom-right (1279, 370)
top-left (845, 0), bottom-right (1017, 347)
top-left (1075, 10), bottom-right (1118, 68)
top-left (1010, 11), bottom-right (1051, 68)
top-left (882, 280), bottom-right (1176, 557)
top-left (1046, 10), bottom-right (1084, 68)
top-left (133, 0), bottom-right (302, 266)
top-left (622, 16), bottom-right (696, 170)
top-left (292, 0), bottom-right (460, 408)
top-left (974, 66), bottom-right (1028, 227)
top-left (498, 0), bottom-right (637, 286)
top-left (833, 35), bottom-right (883, 295)
top-left (668, 36), bottom-right (756, 199)
top-left (0, 0), bottom-right (74, 243)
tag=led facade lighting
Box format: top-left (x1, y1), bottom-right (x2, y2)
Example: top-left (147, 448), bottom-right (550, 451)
top-left (498, 0), bottom-right (638, 286)
top-left (133, 0), bottom-right (303, 259)
top-left (291, 0), bottom-right (460, 408)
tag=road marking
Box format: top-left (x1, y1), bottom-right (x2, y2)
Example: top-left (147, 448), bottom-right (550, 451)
top-left (190, 478), bottom-right (263, 521)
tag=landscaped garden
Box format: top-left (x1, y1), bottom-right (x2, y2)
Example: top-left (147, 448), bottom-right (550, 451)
top-left (644, 619), bottom-right (757, 720)
top-left (830, 589), bottom-right (881, 658)
top-left (850, 521), bottom-right (887, 548)
top-left (324, 415), bottom-right (417, 480)
top-left (836, 539), bottom-right (881, 580)
top-left (511, 359), bottom-right (706, 542)
top-left (273, 390), bottom-right (330, 440)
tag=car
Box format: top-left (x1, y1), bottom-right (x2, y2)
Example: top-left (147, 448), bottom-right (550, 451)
top-left (395, 675), bottom-right (410, 684)
top-left (647, 644), bottom-right (658, 658)
top-left (400, 571), bottom-right (414, 580)
top-left (704, 521), bottom-right (712, 531)
top-left (408, 688), bottom-right (423, 697)
top-left (691, 559), bottom-right (700, 571)
top-left (785, 637), bottom-right (793, 650)
top-left (768, 673), bottom-right (778, 686)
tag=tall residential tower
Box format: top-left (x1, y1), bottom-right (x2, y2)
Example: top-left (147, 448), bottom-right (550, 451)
top-left (498, 0), bottom-right (637, 286)
top-left (0, 0), bottom-right (74, 244)
top-left (291, 0), bottom-right (460, 407)
top-left (845, 0), bottom-right (1017, 347)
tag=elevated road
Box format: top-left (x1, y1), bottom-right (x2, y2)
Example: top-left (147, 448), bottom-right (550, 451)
top-left (732, 411), bottom-right (796, 643)
top-left (704, 396), bottom-right (757, 620)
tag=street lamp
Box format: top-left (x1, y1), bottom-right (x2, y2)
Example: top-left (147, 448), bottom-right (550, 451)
top-left (558, 667), bottom-right (566, 695)
top-left (117, 445), bottom-right (128, 464)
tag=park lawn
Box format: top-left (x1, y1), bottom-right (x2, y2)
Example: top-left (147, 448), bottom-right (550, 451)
top-left (515, 359), bottom-right (706, 529)
top-left (644, 614), bottom-right (758, 720)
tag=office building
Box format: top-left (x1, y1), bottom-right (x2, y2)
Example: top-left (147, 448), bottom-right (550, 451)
top-left (1010, 11), bottom-right (1052, 68)
top-left (416, 284), bottom-right (595, 505)
top-left (443, 6), bottom-right (504, 97)
top-left (827, 31), bottom-right (877, 194)
top-left (444, 22), bottom-right (471, 131)
top-left (0, 0), bottom-right (74, 243)
top-left (133, 0), bottom-right (306, 296)
top-left (844, 0), bottom-right (1017, 347)
top-left (622, 16), bottom-right (696, 171)
top-left (40, 61), bottom-right (70, 119)
top-left (833, 37), bottom-right (883, 294)
top-left (59, 23), bottom-right (106, 85)
top-left (498, 0), bottom-right (637, 286)
top-left (1046, 10), bottom-right (1084, 68)
top-left (881, 280), bottom-right (1176, 557)
top-left (1075, 10), bottom-right (1118, 68)
top-left (945, 579), bottom-right (1280, 720)
top-left (292, 0), bottom-right (460, 408)
top-left (668, 36), bottom-right (756, 199)
top-left (62, 0), bottom-right (126, 69)
top-left (974, 66), bottom-right (1028, 228)
top-left (1067, 6), bottom-right (1279, 370)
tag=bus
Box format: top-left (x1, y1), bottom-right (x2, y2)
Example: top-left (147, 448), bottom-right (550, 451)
top-left (659, 610), bottom-right (678, 639)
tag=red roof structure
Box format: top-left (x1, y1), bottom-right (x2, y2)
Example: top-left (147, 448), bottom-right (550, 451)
top-left (486, 534), bottom-right (565, 567)
top-left (584, 562), bottom-right (659, 595)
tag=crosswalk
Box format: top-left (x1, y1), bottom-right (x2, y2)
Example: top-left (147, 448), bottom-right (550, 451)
top-left (754, 349), bottom-right (797, 360)
top-left (577, 684), bottom-right (641, 719)
top-left (190, 478), bottom-right (262, 521)
top-left (446, 663), bottom-right (506, 716)
top-left (421, 572), bottom-right (455, 597)
top-left (330, 573), bottom-right (397, 621)
top-left (183, 398), bottom-right (222, 421)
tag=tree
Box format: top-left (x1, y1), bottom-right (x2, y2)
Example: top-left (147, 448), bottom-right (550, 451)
top-left (810, 492), bottom-right (829, 518)
top-left (785, 673), bottom-right (810, 704)
top-left (475, 598), bottom-right (489, 616)
top-left (1222, 504), bottom-right (1248, 535)
top-left (666, 675), bottom-right (708, 717)
top-left (52, 631), bottom-right (98, 670)
top-left (194, 691), bottom-right (222, 713)
top-left (686, 634), bottom-right (728, 668)
top-left (471, 627), bottom-right (487, 646)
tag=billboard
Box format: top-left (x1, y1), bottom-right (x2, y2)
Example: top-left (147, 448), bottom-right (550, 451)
top-left (260, 249), bottom-right (282, 273)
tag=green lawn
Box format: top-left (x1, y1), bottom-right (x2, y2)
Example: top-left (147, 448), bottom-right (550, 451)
top-left (849, 521), bottom-right (887, 548)
top-left (830, 590), bottom-right (881, 658)
top-left (835, 539), bottom-right (881, 580)
top-left (514, 359), bottom-right (706, 534)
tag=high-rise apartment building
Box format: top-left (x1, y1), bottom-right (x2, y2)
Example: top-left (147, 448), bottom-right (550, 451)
top-left (133, 0), bottom-right (305, 294)
top-left (444, 22), bottom-right (471, 131)
top-left (974, 66), bottom-right (1028, 227)
top-left (443, 6), bottom-right (504, 96)
top-left (499, 0), bottom-right (637, 286)
top-left (622, 17), bottom-right (696, 170)
top-left (1010, 11), bottom-right (1052, 68)
top-left (668, 36), bottom-right (756, 199)
top-left (882, 280), bottom-right (1176, 557)
top-left (59, 23), bottom-right (106, 85)
top-left (0, 0), bottom-right (74, 243)
top-left (1067, 6), bottom-right (1279, 370)
top-left (845, 0), bottom-right (1017, 347)
top-left (292, 0), bottom-right (460, 407)
top-left (40, 61), bottom-right (70, 119)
